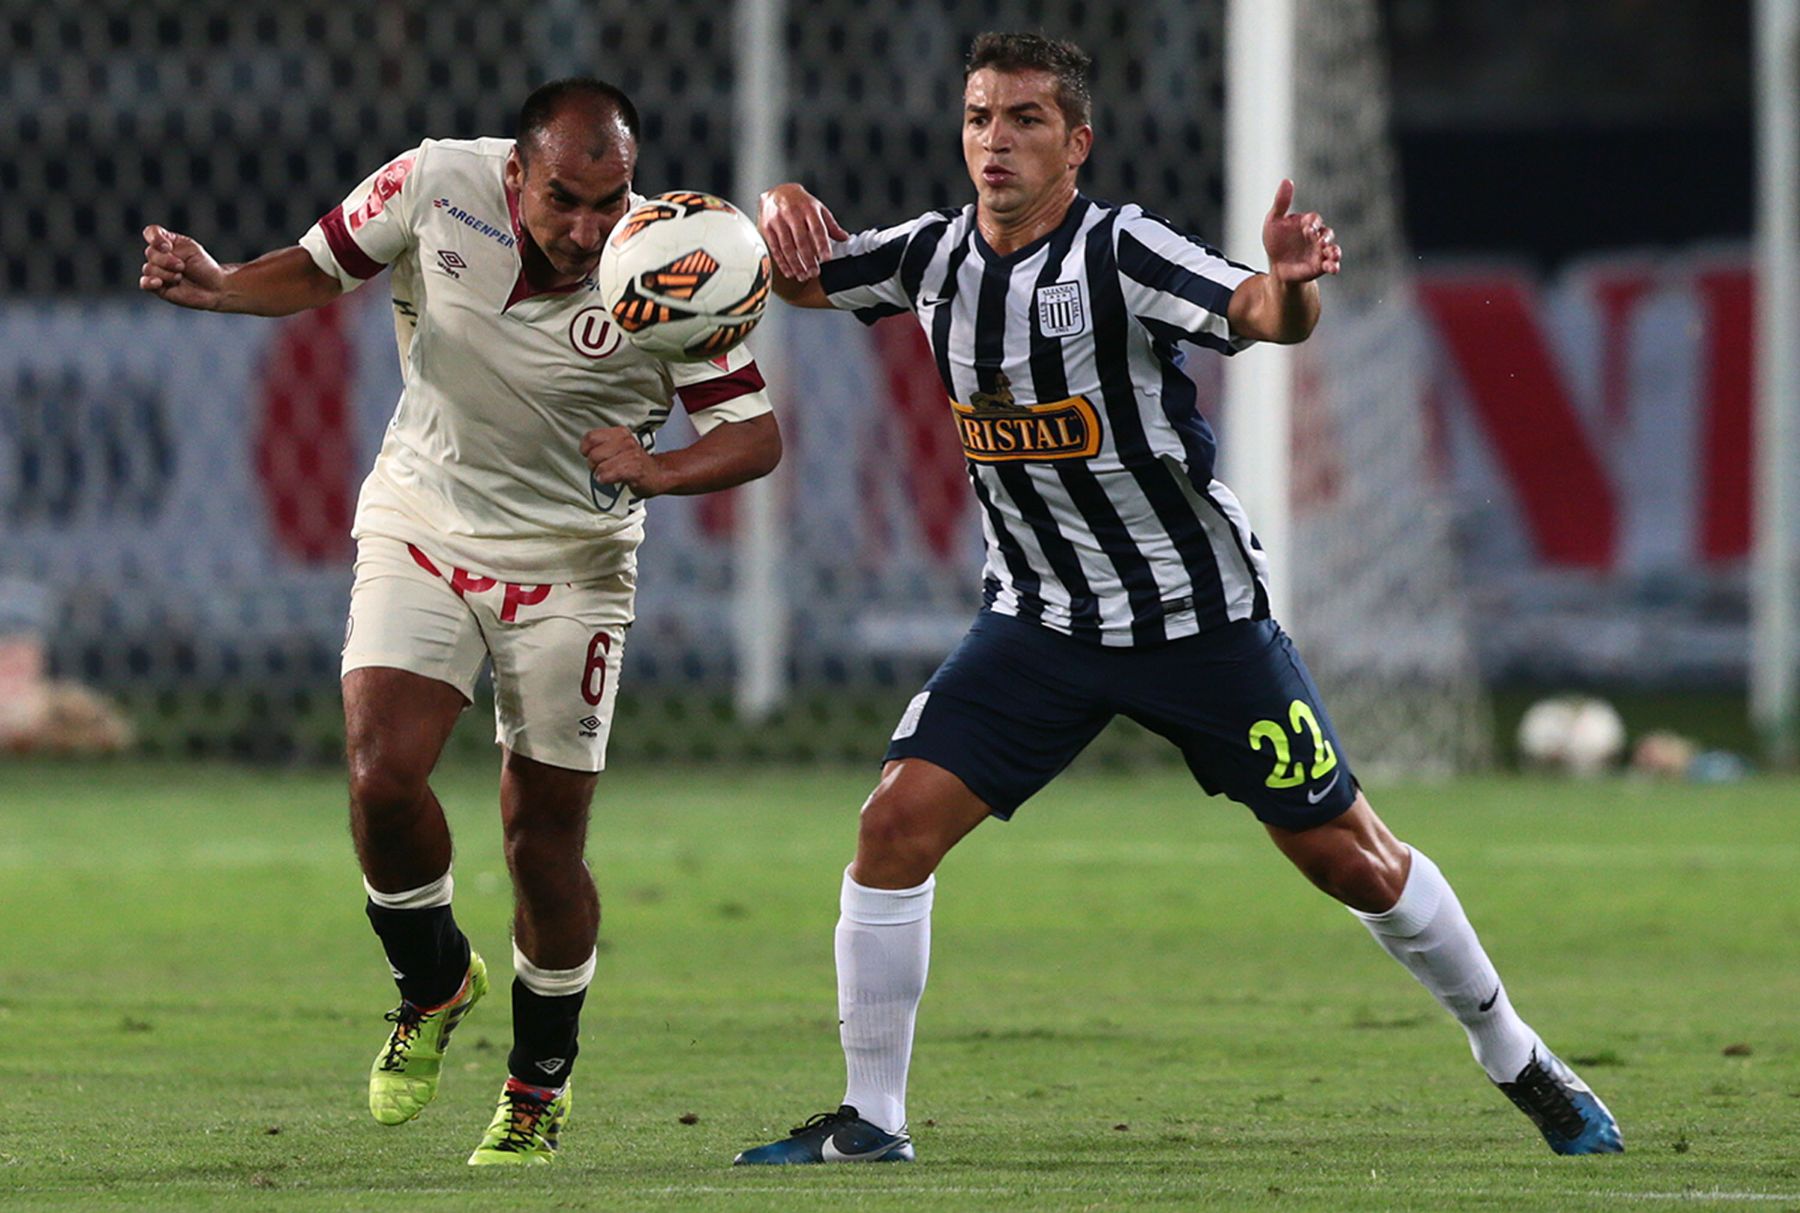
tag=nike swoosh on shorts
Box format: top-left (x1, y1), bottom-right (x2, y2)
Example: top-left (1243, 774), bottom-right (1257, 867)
top-left (1306, 771), bottom-right (1342, 805)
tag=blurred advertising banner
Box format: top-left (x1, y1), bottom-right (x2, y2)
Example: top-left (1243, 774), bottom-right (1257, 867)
top-left (0, 249), bottom-right (1761, 687)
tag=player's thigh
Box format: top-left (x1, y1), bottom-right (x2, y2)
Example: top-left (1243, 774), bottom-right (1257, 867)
top-left (484, 579), bottom-right (630, 775)
top-left (1120, 618), bottom-right (1358, 829)
top-left (341, 536), bottom-right (488, 786)
top-left (885, 610), bottom-right (1114, 820)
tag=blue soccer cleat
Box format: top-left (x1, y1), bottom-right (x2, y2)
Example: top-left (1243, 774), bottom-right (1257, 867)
top-left (1496, 1049), bottom-right (1624, 1155)
top-left (733, 1105), bottom-right (915, 1165)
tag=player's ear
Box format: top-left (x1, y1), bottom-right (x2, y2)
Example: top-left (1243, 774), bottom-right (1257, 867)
top-left (1067, 123), bottom-right (1093, 170)
top-left (504, 146), bottom-right (525, 191)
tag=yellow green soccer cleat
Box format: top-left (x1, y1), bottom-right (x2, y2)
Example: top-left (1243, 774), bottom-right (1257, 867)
top-left (468, 1078), bottom-right (573, 1166)
top-left (367, 951), bottom-right (489, 1126)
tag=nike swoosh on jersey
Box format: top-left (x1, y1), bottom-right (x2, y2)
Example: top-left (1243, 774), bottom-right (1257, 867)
top-left (1306, 771), bottom-right (1343, 805)
top-left (1478, 988), bottom-right (1501, 1012)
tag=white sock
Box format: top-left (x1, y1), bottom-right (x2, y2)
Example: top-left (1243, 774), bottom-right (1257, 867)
top-left (837, 868), bottom-right (934, 1134)
top-left (363, 869), bottom-right (453, 910)
top-left (512, 940), bottom-right (597, 998)
top-left (1352, 849), bottom-right (1541, 1082)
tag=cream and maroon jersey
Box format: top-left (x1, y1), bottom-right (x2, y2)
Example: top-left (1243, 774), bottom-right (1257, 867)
top-left (299, 136), bottom-right (770, 585)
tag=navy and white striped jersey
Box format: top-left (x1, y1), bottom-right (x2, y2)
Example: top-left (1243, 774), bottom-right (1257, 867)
top-left (819, 194), bottom-right (1271, 647)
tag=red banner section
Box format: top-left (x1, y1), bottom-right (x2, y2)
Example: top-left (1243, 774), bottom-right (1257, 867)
top-left (254, 299), bottom-right (356, 564)
top-left (1417, 274), bottom-right (1620, 568)
top-left (1420, 257), bottom-right (1755, 571)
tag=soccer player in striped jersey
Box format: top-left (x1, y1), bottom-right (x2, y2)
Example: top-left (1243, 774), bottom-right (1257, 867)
top-left (141, 79), bottom-right (781, 1165)
top-left (733, 32), bottom-right (1620, 1164)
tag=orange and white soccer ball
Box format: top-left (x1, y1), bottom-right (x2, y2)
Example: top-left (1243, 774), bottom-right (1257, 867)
top-left (598, 191), bottom-right (772, 363)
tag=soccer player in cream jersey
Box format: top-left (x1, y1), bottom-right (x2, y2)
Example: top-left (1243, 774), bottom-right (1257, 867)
top-left (139, 79), bottom-right (780, 1165)
top-left (735, 33), bottom-right (1622, 1164)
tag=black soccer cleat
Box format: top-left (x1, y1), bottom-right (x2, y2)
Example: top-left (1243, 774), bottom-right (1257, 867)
top-left (732, 1104), bottom-right (915, 1165)
top-left (1496, 1049), bottom-right (1624, 1155)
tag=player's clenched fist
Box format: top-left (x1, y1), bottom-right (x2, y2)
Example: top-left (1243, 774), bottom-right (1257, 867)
top-left (139, 224), bottom-right (227, 310)
top-left (581, 426), bottom-right (671, 498)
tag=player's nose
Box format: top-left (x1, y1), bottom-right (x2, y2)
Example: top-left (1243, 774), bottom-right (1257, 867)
top-left (571, 215), bottom-right (605, 251)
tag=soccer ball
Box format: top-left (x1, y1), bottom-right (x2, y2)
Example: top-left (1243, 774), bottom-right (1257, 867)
top-left (598, 191), bottom-right (772, 363)
top-left (1516, 696), bottom-right (1626, 776)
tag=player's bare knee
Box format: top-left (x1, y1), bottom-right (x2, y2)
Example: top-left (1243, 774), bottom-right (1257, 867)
top-left (855, 796), bottom-right (946, 879)
top-left (503, 816), bottom-right (586, 882)
top-left (1313, 840), bottom-right (1407, 914)
top-left (346, 761), bottom-right (430, 824)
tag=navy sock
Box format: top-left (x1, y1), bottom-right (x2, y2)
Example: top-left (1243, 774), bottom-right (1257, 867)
top-left (364, 901), bottom-right (470, 1007)
top-left (507, 979), bottom-right (586, 1088)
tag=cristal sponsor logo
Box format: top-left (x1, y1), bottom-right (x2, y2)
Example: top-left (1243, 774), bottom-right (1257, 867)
top-left (569, 306), bottom-right (624, 358)
top-left (578, 715), bottom-right (601, 738)
top-left (952, 372), bottom-right (1101, 463)
top-left (433, 196), bottom-right (517, 248)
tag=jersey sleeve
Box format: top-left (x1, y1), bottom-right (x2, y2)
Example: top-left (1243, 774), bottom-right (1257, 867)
top-left (816, 212), bottom-right (943, 326)
top-left (668, 342), bottom-right (773, 436)
top-left (1115, 209), bottom-right (1260, 356)
top-left (298, 145), bottom-right (426, 292)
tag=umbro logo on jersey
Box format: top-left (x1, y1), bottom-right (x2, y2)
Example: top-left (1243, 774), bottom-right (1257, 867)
top-left (578, 716), bottom-right (601, 737)
top-left (1035, 280), bottom-right (1089, 338)
top-left (435, 249), bottom-right (466, 278)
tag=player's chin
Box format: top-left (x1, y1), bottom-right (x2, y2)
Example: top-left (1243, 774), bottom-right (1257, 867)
top-left (975, 181), bottom-right (1022, 210)
top-left (555, 251), bottom-right (602, 277)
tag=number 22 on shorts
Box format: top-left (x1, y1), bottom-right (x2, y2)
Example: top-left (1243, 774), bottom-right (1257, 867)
top-left (1248, 699), bottom-right (1338, 789)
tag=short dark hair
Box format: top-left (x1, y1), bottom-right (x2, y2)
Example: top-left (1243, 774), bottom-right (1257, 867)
top-left (516, 77), bottom-right (640, 165)
top-left (965, 32), bottom-right (1093, 130)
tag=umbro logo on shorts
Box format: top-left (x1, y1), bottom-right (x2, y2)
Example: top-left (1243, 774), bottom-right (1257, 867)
top-left (578, 715), bottom-right (601, 737)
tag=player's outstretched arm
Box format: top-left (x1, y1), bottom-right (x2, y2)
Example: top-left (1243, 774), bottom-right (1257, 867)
top-left (139, 224), bottom-right (342, 317)
top-left (1226, 179), bottom-right (1341, 344)
top-left (756, 184), bottom-right (848, 309)
top-left (581, 413), bottom-right (782, 500)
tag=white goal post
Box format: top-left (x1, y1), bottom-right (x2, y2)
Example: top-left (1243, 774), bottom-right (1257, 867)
top-left (1753, 0), bottom-right (1799, 766)
top-left (1222, 0), bottom-right (1297, 628)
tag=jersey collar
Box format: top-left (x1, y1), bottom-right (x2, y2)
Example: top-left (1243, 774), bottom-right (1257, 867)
top-left (971, 195), bottom-right (1091, 266)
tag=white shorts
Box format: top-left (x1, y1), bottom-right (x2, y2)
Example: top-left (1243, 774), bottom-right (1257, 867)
top-left (341, 534), bottom-right (633, 772)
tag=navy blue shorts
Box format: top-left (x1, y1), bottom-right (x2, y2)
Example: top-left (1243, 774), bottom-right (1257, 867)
top-left (884, 610), bottom-right (1358, 830)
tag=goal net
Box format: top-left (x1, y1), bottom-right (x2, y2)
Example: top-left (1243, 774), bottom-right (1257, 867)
top-left (0, 0), bottom-right (1488, 772)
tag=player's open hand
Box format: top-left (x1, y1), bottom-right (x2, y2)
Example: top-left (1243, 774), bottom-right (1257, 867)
top-left (1261, 180), bottom-right (1341, 285)
top-left (757, 183), bottom-right (848, 281)
top-left (582, 426), bottom-right (671, 499)
top-left (140, 224), bottom-right (228, 309)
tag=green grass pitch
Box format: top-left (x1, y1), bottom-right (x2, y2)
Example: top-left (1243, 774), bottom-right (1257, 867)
top-left (2, 759), bottom-right (1796, 1210)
